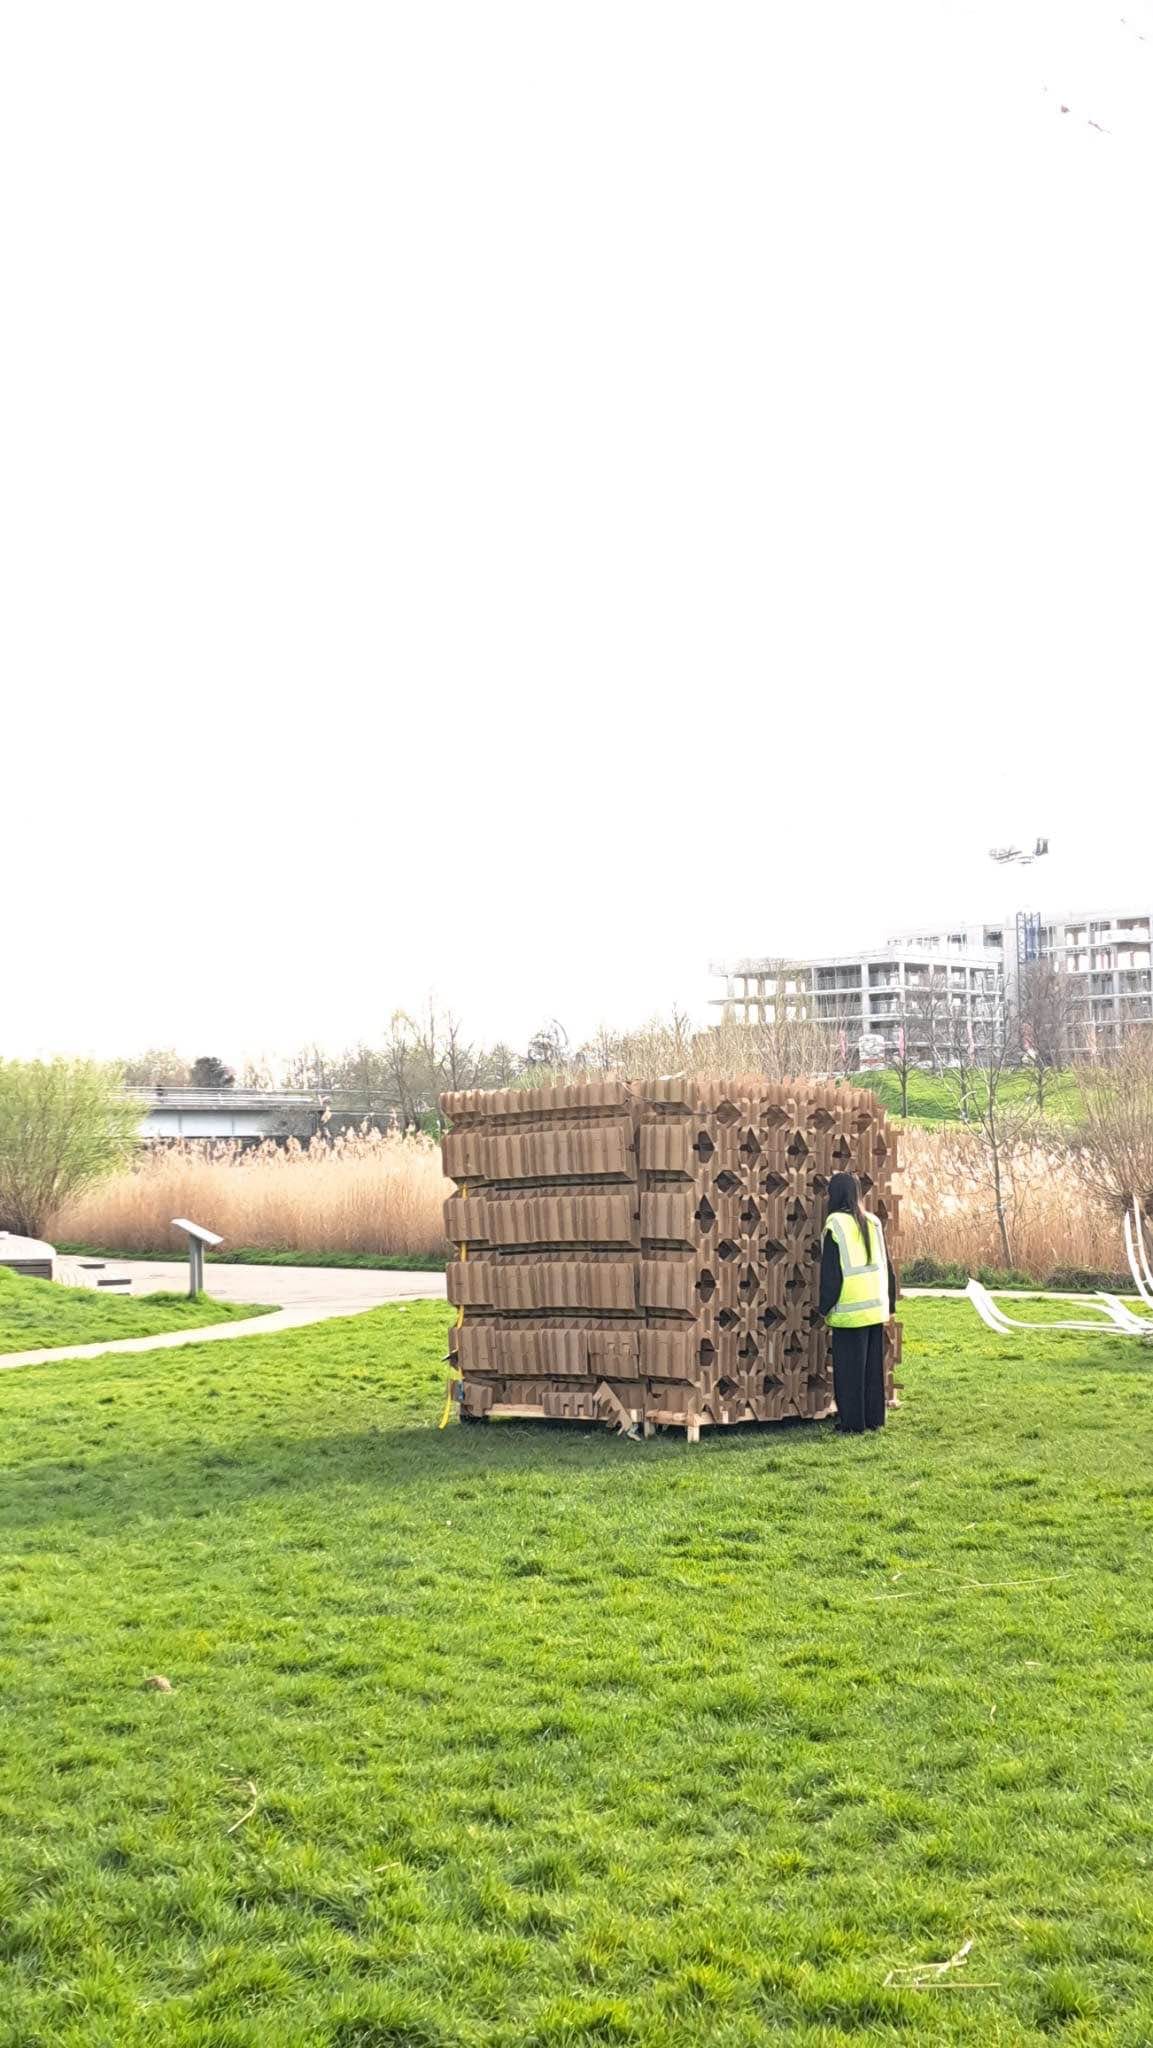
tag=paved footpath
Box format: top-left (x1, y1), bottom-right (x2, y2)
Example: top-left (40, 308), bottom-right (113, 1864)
top-left (0, 1260), bottom-right (447, 1373)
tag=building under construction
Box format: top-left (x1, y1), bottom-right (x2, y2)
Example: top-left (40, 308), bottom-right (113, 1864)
top-left (712, 903), bottom-right (1153, 1063)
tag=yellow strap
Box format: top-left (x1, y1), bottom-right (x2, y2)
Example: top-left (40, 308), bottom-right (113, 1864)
top-left (439, 1182), bottom-right (468, 1427)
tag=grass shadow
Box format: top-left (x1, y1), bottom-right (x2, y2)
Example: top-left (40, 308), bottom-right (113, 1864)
top-left (0, 1409), bottom-right (843, 1539)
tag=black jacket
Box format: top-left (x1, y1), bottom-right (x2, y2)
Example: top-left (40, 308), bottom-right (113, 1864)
top-left (819, 1216), bottom-right (899, 1321)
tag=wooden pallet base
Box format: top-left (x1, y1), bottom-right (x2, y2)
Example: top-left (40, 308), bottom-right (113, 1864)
top-left (470, 1399), bottom-right (837, 1442)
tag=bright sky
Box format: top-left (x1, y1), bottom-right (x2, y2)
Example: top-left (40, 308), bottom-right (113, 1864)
top-left (3, 1), bottom-right (1151, 1065)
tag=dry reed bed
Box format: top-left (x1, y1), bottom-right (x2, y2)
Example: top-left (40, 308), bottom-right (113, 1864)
top-left (55, 1132), bottom-right (453, 1260)
top-left (900, 1128), bottom-right (1120, 1276)
top-left (55, 1124), bottom-right (1128, 1278)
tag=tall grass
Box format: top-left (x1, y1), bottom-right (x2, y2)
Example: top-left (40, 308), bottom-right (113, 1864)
top-left (900, 1127), bottom-right (1121, 1277)
top-left (53, 1120), bottom-right (1130, 1280)
top-left (54, 1131), bottom-right (452, 1260)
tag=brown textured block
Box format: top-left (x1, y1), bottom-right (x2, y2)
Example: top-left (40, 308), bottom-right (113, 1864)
top-left (442, 1074), bottom-right (900, 1438)
top-left (475, 1192), bottom-right (639, 1248)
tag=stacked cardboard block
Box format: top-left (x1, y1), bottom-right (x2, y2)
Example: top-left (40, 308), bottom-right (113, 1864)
top-left (441, 1075), bottom-right (900, 1439)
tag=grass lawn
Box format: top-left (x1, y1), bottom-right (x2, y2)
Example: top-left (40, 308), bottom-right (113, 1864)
top-left (3, 1300), bottom-right (1153, 2046)
top-left (55, 1246), bottom-right (447, 1274)
top-left (0, 1266), bottom-right (270, 1354)
top-left (858, 1067), bottom-right (1082, 1126)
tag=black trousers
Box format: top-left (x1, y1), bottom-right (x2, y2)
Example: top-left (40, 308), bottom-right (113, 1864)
top-left (831, 1324), bottom-right (886, 1433)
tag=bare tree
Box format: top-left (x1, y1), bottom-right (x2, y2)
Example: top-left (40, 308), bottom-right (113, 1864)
top-left (1017, 961), bottom-right (1077, 1111)
top-left (705, 966), bottom-right (837, 1080)
top-left (939, 991), bottom-right (1035, 1267)
top-left (526, 1020), bottom-right (570, 1070)
top-left (570, 1006), bottom-right (698, 1080)
top-left (1071, 1029), bottom-right (1153, 1216)
top-left (283, 1045), bottom-right (336, 1092)
top-left (580, 1025), bottom-right (618, 1074)
top-left (885, 980), bottom-right (952, 1113)
top-left (913, 976), bottom-right (953, 1076)
top-left (239, 1054), bottom-right (277, 1090)
top-left (383, 1012), bottom-right (423, 1128)
top-left (333, 1043), bottom-right (390, 1114)
top-left (287, 1010), bottom-right (526, 1121)
top-left (409, 999), bottom-right (445, 1095)
top-left (886, 1023), bottom-right (916, 1119)
top-left (120, 1049), bottom-right (191, 1088)
top-left (443, 1012), bottom-right (481, 1091)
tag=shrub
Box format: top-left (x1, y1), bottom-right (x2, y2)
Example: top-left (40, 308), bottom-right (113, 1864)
top-left (901, 1256), bottom-right (1129, 1294)
top-left (975, 1264), bottom-right (1034, 1289)
top-left (1043, 1266), bottom-right (1134, 1294)
top-left (1071, 1034), bottom-right (1153, 1214)
top-left (902, 1257), bottom-right (969, 1288)
top-left (0, 1059), bottom-right (139, 1237)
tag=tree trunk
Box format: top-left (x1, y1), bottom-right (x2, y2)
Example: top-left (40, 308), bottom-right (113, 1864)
top-left (989, 1124), bottom-right (1013, 1267)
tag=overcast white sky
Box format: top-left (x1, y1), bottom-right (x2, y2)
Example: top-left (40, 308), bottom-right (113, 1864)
top-left (3, 2), bottom-right (1151, 1066)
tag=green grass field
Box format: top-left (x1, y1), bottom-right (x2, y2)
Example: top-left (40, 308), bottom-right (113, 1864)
top-left (55, 1245), bottom-right (446, 1274)
top-left (0, 1266), bottom-right (269, 1354)
top-left (856, 1067), bottom-right (1082, 1125)
top-left (3, 1298), bottom-right (1153, 2046)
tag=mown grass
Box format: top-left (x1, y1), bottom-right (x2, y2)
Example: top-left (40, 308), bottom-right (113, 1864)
top-left (860, 1067), bottom-right (1082, 1126)
top-left (3, 1299), bottom-right (1153, 2045)
top-left (55, 1244), bottom-right (446, 1273)
top-left (0, 1266), bottom-right (269, 1354)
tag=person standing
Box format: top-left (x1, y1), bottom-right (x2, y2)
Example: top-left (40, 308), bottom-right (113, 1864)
top-left (819, 1170), bottom-right (897, 1433)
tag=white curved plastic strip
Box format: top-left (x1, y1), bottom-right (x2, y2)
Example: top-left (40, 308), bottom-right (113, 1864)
top-left (1126, 1200), bottom-right (1153, 1305)
top-left (1130, 1204), bottom-right (1153, 1302)
top-left (965, 1277), bottom-right (1153, 1338)
top-left (1134, 1200), bottom-right (1153, 1293)
top-left (1098, 1293), bottom-right (1153, 1333)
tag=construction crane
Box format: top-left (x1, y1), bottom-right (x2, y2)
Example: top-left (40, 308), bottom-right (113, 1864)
top-left (988, 836), bottom-right (1051, 988)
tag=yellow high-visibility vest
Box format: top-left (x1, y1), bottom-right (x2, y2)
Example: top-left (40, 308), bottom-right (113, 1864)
top-left (823, 1210), bottom-right (888, 1329)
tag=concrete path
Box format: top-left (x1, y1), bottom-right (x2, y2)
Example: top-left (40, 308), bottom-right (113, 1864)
top-left (0, 1260), bottom-right (447, 1373)
top-left (901, 1285), bottom-right (1140, 1301)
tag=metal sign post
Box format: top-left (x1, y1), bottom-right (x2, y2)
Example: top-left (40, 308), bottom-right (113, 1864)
top-left (172, 1217), bottom-right (224, 1297)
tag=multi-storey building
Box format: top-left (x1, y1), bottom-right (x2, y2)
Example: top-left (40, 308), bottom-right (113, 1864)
top-left (712, 906), bottom-right (1153, 1066)
top-left (890, 907), bottom-right (1153, 1053)
top-left (709, 946), bottom-right (1001, 1063)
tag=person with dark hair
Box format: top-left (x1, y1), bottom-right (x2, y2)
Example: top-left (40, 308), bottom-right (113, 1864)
top-left (819, 1170), bottom-right (898, 1433)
